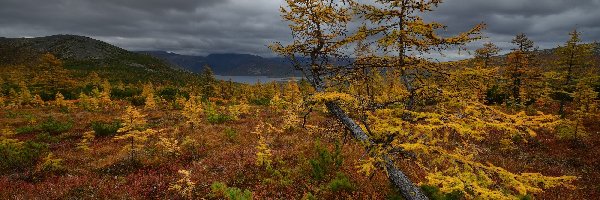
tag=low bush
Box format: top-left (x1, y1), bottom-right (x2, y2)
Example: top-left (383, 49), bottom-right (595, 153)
top-left (0, 139), bottom-right (47, 173)
top-left (210, 182), bottom-right (253, 200)
top-left (328, 173), bottom-right (354, 193)
top-left (420, 185), bottom-right (463, 200)
top-left (224, 128), bottom-right (238, 142)
top-left (250, 98), bottom-right (271, 106)
top-left (15, 117), bottom-right (73, 135)
top-left (309, 141), bottom-right (343, 180)
top-left (38, 117), bottom-right (73, 135)
top-left (91, 121), bottom-right (122, 137)
top-left (129, 96), bottom-right (146, 107)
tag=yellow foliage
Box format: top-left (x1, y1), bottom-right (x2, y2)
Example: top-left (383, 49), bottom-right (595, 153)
top-left (76, 131), bottom-right (95, 152)
top-left (157, 129), bottom-right (182, 157)
top-left (253, 121), bottom-right (280, 168)
top-left (18, 81), bottom-right (32, 105)
top-left (32, 94), bottom-right (45, 107)
top-left (78, 92), bottom-right (99, 111)
top-left (54, 92), bottom-right (71, 109)
top-left (356, 156), bottom-right (381, 177)
top-left (281, 108), bottom-right (301, 130)
top-left (114, 106), bottom-right (157, 160)
top-left (182, 95), bottom-right (203, 128)
top-left (145, 94), bottom-right (156, 110)
top-left (169, 169), bottom-right (196, 198)
top-left (255, 135), bottom-right (272, 168)
top-left (228, 102), bottom-right (251, 120)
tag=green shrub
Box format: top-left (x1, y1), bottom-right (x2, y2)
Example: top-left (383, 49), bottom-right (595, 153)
top-left (207, 113), bottom-right (233, 124)
top-left (328, 173), bottom-right (354, 192)
top-left (38, 117), bottom-right (73, 135)
top-left (16, 125), bottom-right (37, 134)
top-left (158, 87), bottom-right (180, 101)
top-left (210, 182), bottom-right (253, 200)
top-left (555, 120), bottom-right (586, 140)
top-left (130, 96), bottom-right (146, 106)
top-left (420, 185), bottom-right (463, 200)
top-left (224, 128), bottom-right (238, 142)
top-left (16, 117), bottom-right (73, 135)
top-left (91, 121), bottom-right (122, 137)
top-left (205, 104), bottom-right (232, 124)
top-left (112, 87), bottom-right (141, 99)
top-left (309, 141), bottom-right (343, 180)
top-left (0, 139), bottom-right (47, 173)
top-left (35, 133), bottom-right (60, 143)
top-left (302, 193), bottom-right (317, 200)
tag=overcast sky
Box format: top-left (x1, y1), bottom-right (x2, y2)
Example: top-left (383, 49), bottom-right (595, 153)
top-left (1, 0), bottom-right (599, 59)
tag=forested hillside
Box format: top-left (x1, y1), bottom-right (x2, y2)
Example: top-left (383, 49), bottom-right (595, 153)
top-left (1, 0), bottom-right (599, 200)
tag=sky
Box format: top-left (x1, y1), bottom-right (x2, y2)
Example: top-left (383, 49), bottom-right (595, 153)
top-left (1, 0), bottom-right (599, 59)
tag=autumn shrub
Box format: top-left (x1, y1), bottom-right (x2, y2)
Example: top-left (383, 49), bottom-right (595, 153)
top-left (96, 159), bottom-right (143, 176)
top-left (0, 139), bottom-right (47, 173)
top-left (35, 153), bottom-right (67, 176)
top-left (309, 141), bottom-right (343, 180)
top-left (210, 182), bottom-right (253, 200)
top-left (169, 170), bottom-right (196, 199)
top-left (327, 173), bottom-right (354, 193)
top-left (181, 136), bottom-right (202, 160)
top-left (91, 120), bottom-right (122, 137)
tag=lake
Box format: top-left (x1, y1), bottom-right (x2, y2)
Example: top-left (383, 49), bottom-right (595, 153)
top-left (215, 75), bottom-right (300, 84)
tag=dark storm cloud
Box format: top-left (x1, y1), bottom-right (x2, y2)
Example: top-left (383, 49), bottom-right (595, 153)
top-left (425, 0), bottom-right (600, 59)
top-left (1, 0), bottom-right (599, 58)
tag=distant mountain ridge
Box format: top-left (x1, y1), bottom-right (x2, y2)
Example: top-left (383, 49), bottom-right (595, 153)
top-left (0, 35), bottom-right (194, 84)
top-left (0, 35), bottom-right (132, 61)
top-left (138, 51), bottom-right (301, 77)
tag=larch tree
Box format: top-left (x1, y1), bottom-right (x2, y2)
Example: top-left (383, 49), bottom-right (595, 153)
top-left (199, 66), bottom-right (217, 99)
top-left (554, 29), bottom-right (594, 116)
top-left (505, 33), bottom-right (538, 105)
top-left (475, 42), bottom-right (501, 68)
top-left (34, 53), bottom-right (72, 93)
top-left (272, 0), bottom-right (576, 199)
top-left (114, 106), bottom-right (156, 161)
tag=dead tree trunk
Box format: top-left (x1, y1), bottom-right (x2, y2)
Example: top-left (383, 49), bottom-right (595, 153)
top-left (324, 102), bottom-right (428, 200)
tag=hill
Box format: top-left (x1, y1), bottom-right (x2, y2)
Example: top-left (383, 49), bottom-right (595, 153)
top-left (139, 51), bottom-right (302, 77)
top-left (0, 35), bottom-right (194, 85)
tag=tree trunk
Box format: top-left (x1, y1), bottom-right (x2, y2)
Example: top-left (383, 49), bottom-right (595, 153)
top-left (325, 102), bottom-right (428, 200)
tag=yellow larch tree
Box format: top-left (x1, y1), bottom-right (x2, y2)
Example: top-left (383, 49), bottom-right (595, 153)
top-left (99, 80), bottom-right (112, 107)
top-left (253, 121), bottom-right (279, 168)
top-left (114, 106), bottom-right (156, 161)
top-left (76, 131), bottom-right (95, 153)
top-left (142, 82), bottom-right (157, 110)
top-left (182, 95), bottom-right (203, 128)
top-left (17, 81), bottom-right (32, 105)
top-left (272, 0), bottom-right (575, 199)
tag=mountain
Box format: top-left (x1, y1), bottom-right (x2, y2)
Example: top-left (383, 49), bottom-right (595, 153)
top-left (139, 51), bottom-right (301, 77)
top-left (0, 35), bottom-right (130, 61)
top-left (0, 35), bottom-right (194, 84)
